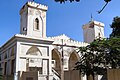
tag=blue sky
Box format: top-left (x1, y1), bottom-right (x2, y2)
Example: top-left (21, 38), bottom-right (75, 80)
top-left (0, 0), bottom-right (120, 46)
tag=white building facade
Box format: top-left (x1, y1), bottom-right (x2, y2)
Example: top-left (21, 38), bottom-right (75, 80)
top-left (0, 1), bottom-right (104, 80)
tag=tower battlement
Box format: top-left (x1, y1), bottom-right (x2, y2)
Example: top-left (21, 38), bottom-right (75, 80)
top-left (83, 20), bottom-right (105, 43)
top-left (20, 1), bottom-right (48, 14)
top-left (20, 1), bottom-right (47, 38)
top-left (83, 21), bottom-right (104, 29)
top-left (27, 1), bottom-right (48, 10)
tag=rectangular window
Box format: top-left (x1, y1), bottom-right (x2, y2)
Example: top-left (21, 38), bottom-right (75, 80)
top-left (11, 59), bottom-right (15, 74)
top-left (0, 55), bottom-right (1, 61)
top-left (4, 62), bottom-right (7, 75)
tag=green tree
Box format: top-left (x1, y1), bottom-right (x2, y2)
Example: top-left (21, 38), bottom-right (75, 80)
top-left (75, 38), bottom-right (108, 80)
top-left (106, 38), bottom-right (120, 68)
top-left (75, 16), bottom-right (120, 80)
top-left (75, 38), bottom-right (120, 80)
top-left (110, 16), bottom-right (120, 37)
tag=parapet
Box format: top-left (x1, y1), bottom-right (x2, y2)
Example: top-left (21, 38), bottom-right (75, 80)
top-left (83, 20), bottom-right (104, 29)
top-left (20, 1), bottom-right (48, 14)
top-left (27, 1), bottom-right (48, 10)
top-left (93, 21), bottom-right (104, 27)
top-left (47, 35), bottom-right (89, 47)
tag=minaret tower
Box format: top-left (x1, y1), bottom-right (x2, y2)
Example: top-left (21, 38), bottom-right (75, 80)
top-left (82, 19), bottom-right (105, 43)
top-left (20, 1), bottom-right (48, 38)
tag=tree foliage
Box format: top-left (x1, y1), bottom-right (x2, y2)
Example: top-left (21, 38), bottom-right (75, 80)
top-left (110, 16), bottom-right (120, 37)
top-left (54, 0), bottom-right (111, 3)
top-left (75, 16), bottom-right (120, 80)
top-left (54, 0), bottom-right (111, 14)
top-left (75, 37), bottom-right (120, 80)
top-left (54, 0), bottom-right (80, 3)
top-left (98, 0), bottom-right (111, 14)
top-left (75, 39), bottom-right (108, 80)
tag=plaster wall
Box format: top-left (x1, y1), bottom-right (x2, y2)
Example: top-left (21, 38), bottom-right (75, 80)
top-left (83, 27), bottom-right (95, 43)
top-left (0, 42), bottom-right (16, 76)
top-left (94, 25), bottom-right (104, 38)
top-left (20, 2), bottom-right (47, 38)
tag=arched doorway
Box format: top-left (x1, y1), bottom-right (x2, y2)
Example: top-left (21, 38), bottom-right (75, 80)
top-left (26, 46), bottom-right (42, 73)
top-left (52, 49), bottom-right (61, 74)
top-left (69, 51), bottom-right (79, 70)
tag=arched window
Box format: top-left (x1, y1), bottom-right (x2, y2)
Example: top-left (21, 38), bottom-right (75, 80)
top-left (27, 46), bottom-right (42, 56)
top-left (11, 47), bottom-right (14, 56)
top-left (34, 18), bottom-right (39, 30)
top-left (26, 47), bottom-right (42, 72)
top-left (98, 33), bottom-right (100, 37)
top-left (4, 52), bottom-right (7, 59)
top-left (11, 59), bottom-right (15, 74)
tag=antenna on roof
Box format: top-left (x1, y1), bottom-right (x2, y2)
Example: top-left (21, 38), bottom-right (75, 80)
top-left (90, 13), bottom-right (94, 21)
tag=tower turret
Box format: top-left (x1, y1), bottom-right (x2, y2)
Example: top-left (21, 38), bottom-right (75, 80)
top-left (83, 20), bottom-right (104, 43)
top-left (20, 1), bottom-right (48, 38)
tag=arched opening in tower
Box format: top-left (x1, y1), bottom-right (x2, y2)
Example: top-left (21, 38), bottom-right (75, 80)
top-left (69, 51), bottom-right (79, 71)
top-left (52, 49), bottom-right (61, 75)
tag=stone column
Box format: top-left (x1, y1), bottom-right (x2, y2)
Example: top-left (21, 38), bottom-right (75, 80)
top-left (42, 60), bottom-right (48, 80)
top-left (14, 72), bottom-right (18, 80)
top-left (48, 46), bottom-right (53, 80)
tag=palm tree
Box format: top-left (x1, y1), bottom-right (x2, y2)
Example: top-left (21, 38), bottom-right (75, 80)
top-left (110, 16), bottom-right (120, 37)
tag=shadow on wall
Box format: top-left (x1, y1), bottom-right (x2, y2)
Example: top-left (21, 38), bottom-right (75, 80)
top-left (2, 75), bottom-right (14, 80)
top-left (20, 71), bottom-right (38, 80)
top-left (64, 70), bottom-right (81, 80)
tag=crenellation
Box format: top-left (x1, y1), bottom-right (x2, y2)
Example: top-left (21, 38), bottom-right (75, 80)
top-left (50, 35), bottom-right (89, 46)
top-left (50, 36), bottom-right (89, 47)
top-left (15, 34), bottom-right (27, 37)
top-left (27, 1), bottom-right (48, 10)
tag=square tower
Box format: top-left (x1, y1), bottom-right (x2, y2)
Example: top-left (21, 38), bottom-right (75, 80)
top-left (83, 21), bottom-right (105, 43)
top-left (20, 2), bottom-right (48, 38)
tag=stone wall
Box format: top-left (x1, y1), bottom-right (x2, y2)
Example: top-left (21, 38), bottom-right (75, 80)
top-left (64, 70), bottom-right (81, 80)
top-left (107, 69), bottom-right (120, 80)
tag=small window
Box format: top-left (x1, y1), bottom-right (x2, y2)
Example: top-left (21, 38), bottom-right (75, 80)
top-left (11, 59), bottom-right (15, 74)
top-left (4, 52), bottom-right (7, 59)
top-left (0, 55), bottom-right (1, 61)
top-left (4, 62), bottom-right (7, 75)
top-left (11, 47), bottom-right (15, 56)
top-left (34, 18), bottom-right (39, 30)
top-left (52, 60), bottom-right (55, 64)
top-left (52, 60), bottom-right (56, 68)
top-left (98, 33), bottom-right (100, 37)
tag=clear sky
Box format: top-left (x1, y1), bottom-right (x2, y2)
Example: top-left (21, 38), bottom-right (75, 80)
top-left (0, 0), bottom-right (120, 46)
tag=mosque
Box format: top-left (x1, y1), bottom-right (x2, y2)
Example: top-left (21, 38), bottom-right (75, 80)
top-left (0, 1), bottom-right (104, 80)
